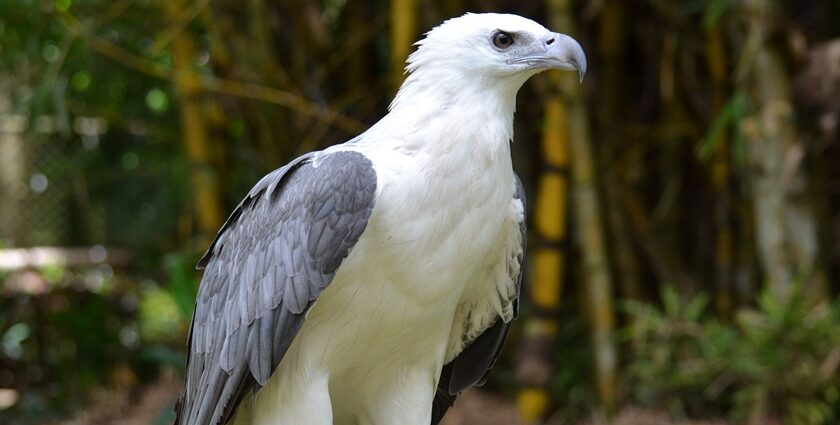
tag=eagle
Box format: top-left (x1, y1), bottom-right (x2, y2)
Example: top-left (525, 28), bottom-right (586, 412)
top-left (175, 13), bottom-right (585, 425)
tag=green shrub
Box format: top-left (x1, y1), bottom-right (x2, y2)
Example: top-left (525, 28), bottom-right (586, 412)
top-left (624, 286), bottom-right (840, 424)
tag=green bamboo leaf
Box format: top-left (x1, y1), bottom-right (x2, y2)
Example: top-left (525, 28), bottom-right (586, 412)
top-left (662, 286), bottom-right (681, 318)
top-left (684, 292), bottom-right (710, 321)
top-left (758, 287), bottom-right (785, 323)
top-left (703, 0), bottom-right (733, 30)
top-left (697, 90), bottom-right (746, 160)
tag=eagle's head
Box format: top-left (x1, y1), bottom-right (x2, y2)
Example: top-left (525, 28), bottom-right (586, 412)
top-left (390, 13), bottom-right (586, 113)
top-left (411, 13), bottom-right (584, 80)
top-left (380, 13), bottom-right (587, 145)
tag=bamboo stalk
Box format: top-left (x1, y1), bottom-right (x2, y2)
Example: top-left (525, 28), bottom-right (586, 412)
top-left (656, 31), bottom-right (695, 293)
top-left (706, 27), bottom-right (735, 316)
top-left (390, 0), bottom-right (417, 92)
top-left (548, 0), bottom-right (618, 411)
top-left (516, 95), bottom-right (569, 425)
top-left (164, 0), bottom-right (224, 247)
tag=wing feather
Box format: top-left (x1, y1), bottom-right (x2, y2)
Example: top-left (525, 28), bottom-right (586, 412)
top-left (175, 150), bottom-right (377, 425)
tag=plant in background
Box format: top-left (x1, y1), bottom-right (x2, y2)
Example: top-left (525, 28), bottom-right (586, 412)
top-left (135, 252), bottom-right (198, 373)
top-left (546, 309), bottom-right (600, 424)
top-left (138, 283), bottom-right (183, 343)
top-left (622, 286), bottom-right (734, 418)
top-left (624, 285), bottom-right (840, 425)
top-left (729, 287), bottom-right (840, 425)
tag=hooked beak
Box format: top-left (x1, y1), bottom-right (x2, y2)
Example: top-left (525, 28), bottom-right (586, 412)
top-left (507, 32), bottom-right (587, 83)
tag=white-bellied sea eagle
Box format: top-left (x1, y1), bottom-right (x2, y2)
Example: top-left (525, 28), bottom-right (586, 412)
top-left (175, 12), bottom-right (586, 425)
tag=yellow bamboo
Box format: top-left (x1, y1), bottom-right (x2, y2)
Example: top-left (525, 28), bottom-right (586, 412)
top-left (533, 100), bottom-right (569, 309)
top-left (390, 0), bottom-right (417, 92)
top-left (516, 95), bottom-right (569, 424)
top-left (549, 0), bottom-right (618, 410)
top-left (164, 0), bottom-right (224, 247)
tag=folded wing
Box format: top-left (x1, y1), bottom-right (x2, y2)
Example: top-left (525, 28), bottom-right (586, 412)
top-left (175, 151), bottom-right (377, 425)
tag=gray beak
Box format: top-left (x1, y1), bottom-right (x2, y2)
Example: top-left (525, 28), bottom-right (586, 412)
top-left (507, 32), bottom-right (587, 83)
top-left (545, 33), bottom-right (587, 83)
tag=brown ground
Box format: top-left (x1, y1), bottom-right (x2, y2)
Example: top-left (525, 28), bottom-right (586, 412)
top-left (575, 408), bottom-right (730, 425)
top-left (56, 370), bottom-right (180, 425)
top-left (442, 391), bottom-right (731, 425)
top-left (440, 390), bottom-right (524, 425)
top-left (57, 375), bottom-right (732, 425)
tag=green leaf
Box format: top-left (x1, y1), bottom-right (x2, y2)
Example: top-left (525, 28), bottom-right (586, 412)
top-left (54, 0), bottom-right (72, 12)
top-left (732, 91), bottom-right (750, 167)
top-left (662, 286), bottom-right (681, 318)
top-left (703, 0), bottom-right (733, 30)
top-left (758, 287), bottom-right (785, 322)
top-left (684, 292), bottom-right (709, 321)
top-left (697, 90), bottom-right (746, 160)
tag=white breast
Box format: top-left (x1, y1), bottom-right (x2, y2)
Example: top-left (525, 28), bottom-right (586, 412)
top-left (243, 99), bottom-right (521, 425)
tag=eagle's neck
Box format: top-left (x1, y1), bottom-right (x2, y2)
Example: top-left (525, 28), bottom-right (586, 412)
top-left (362, 68), bottom-right (532, 162)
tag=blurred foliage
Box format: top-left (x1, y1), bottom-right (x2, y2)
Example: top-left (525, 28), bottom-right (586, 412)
top-left (0, 0), bottom-right (193, 252)
top-left (624, 285), bottom-right (840, 424)
top-left (0, 262), bottom-right (194, 423)
top-left (139, 284), bottom-right (183, 343)
top-left (547, 306), bottom-right (599, 423)
top-left (0, 0), bottom-right (206, 418)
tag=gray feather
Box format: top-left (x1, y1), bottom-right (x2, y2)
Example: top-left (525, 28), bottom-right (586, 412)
top-left (175, 151), bottom-right (377, 425)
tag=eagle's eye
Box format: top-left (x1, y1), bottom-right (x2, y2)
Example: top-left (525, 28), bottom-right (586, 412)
top-left (492, 31), bottom-right (514, 49)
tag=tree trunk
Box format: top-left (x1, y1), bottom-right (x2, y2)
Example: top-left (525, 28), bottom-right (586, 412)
top-left (741, 0), bottom-right (826, 300)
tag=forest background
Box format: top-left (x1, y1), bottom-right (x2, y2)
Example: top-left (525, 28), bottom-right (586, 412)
top-left (1, 0), bottom-right (840, 424)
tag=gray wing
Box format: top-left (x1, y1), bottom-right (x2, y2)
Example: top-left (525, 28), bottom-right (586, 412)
top-left (175, 150), bottom-right (377, 425)
top-left (432, 174), bottom-right (527, 424)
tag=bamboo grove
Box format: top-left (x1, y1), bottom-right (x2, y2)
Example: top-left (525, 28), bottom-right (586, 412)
top-left (1, 0), bottom-right (840, 423)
